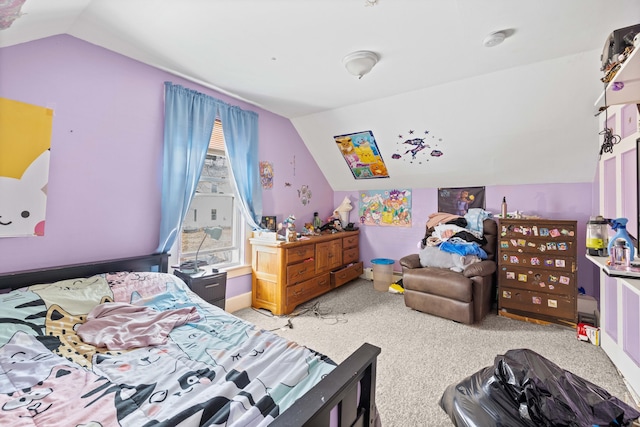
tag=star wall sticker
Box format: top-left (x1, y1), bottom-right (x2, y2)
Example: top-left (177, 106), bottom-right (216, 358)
top-left (391, 129), bottom-right (444, 164)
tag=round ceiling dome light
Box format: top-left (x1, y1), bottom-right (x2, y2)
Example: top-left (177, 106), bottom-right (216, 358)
top-left (342, 51), bottom-right (379, 79)
top-left (483, 31), bottom-right (506, 47)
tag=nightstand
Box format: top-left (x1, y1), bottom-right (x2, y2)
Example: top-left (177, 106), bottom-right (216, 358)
top-left (174, 270), bottom-right (227, 310)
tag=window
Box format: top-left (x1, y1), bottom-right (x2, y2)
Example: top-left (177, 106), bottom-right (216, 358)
top-left (179, 120), bottom-right (245, 269)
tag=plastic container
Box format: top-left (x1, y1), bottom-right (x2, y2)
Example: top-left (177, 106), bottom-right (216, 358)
top-left (501, 197), bottom-right (507, 218)
top-left (371, 258), bottom-right (394, 292)
top-left (607, 218), bottom-right (635, 261)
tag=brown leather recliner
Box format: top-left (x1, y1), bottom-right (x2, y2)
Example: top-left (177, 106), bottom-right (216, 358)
top-left (399, 218), bottom-right (498, 324)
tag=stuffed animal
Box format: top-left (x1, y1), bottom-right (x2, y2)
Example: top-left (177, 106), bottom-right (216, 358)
top-left (303, 222), bottom-right (315, 234)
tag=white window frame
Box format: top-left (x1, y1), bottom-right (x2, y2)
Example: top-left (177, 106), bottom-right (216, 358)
top-left (177, 120), bottom-right (247, 272)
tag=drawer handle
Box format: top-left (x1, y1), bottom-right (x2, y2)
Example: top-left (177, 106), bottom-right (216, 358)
top-left (205, 284), bottom-right (219, 289)
top-left (319, 279), bottom-right (328, 285)
top-left (297, 268), bottom-right (307, 275)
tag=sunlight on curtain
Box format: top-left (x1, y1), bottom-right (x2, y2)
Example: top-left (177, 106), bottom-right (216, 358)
top-left (217, 103), bottom-right (262, 230)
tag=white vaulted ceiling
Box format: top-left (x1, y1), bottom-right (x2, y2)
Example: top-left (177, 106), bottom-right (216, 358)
top-left (2, 0), bottom-right (639, 189)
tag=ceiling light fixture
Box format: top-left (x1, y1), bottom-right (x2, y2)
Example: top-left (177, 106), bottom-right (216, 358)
top-left (343, 51), bottom-right (379, 79)
top-left (483, 31), bottom-right (506, 47)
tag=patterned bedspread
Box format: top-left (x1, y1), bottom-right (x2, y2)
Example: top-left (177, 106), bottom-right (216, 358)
top-left (0, 272), bottom-right (335, 426)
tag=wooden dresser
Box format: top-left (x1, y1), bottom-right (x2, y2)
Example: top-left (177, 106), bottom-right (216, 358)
top-left (497, 218), bottom-right (578, 326)
top-left (250, 231), bottom-right (363, 315)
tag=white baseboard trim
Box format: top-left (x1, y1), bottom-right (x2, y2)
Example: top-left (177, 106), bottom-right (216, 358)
top-left (226, 291), bottom-right (252, 313)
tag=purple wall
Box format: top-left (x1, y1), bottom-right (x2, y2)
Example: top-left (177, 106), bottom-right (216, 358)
top-left (337, 182), bottom-right (598, 296)
top-left (0, 35), bottom-right (333, 299)
top-left (0, 35), bottom-right (600, 300)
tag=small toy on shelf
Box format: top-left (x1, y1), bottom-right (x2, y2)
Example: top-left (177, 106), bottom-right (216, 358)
top-left (282, 215), bottom-right (297, 242)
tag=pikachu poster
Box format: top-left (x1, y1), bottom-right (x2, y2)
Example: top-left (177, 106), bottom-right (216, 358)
top-left (334, 130), bottom-right (389, 179)
top-left (0, 98), bottom-right (53, 237)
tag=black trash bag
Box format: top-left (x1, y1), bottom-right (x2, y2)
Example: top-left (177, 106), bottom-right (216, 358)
top-left (440, 348), bottom-right (640, 427)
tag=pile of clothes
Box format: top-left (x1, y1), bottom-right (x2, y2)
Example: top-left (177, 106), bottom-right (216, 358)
top-left (418, 208), bottom-right (492, 272)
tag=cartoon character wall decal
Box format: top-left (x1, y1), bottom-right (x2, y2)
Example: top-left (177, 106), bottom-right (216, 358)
top-left (0, 149), bottom-right (50, 237)
top-left (402, 137), bottom-right (428, 159)
top-left (391, 129), bottom-right (445, 163)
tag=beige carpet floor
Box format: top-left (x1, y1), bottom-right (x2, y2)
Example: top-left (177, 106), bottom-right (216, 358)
top-left (233, 278), bottom-right (637, 426)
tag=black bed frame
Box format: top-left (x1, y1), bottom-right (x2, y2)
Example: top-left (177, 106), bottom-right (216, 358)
top-left (0, 253), bottom-right (381, 427)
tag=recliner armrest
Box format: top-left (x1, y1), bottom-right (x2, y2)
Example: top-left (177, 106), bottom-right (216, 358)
top-left (399, 254), bottom-right (421, 270)
top-left (462, 260), bottom-right (496, 278)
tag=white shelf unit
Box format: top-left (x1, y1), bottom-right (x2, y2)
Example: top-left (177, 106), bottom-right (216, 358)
top-left (596, 47), bottom-right (640, 107)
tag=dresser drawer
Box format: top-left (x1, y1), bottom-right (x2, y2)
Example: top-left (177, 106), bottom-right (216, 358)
top-left (286, 259), bottom-right (316, 284)
top-left (343, 247), bottom-right (359, 264)
top-left (498, 266), bottom-right (575, 295)
top-left (287, 273), bottom-right (331, 307)
top-left (343, 235), bottom-right (359, 249)
top-left (499, 252), bottom-right (575, 273)
top-left (499, 238), bottom-right (575, 256)
top-left (500, 222), bottom-right (576, 240)
top-left (331, 262), bottom-right (363, 287)
top-left (499, 287), bottom-right (576, 321)
top-left (285, 244), bottom-right (315, 264)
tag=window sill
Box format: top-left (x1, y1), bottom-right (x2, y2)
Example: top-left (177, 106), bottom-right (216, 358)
top-left (222, 264), bottom-right (252, 279)
top-left (171, 264), bottom-right (251, 279)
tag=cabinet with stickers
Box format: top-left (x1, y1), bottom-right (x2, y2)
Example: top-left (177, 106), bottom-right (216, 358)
top-left (497, 218), bottom-right (578, 326)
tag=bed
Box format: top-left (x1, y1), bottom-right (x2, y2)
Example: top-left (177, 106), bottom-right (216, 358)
top-left (0, 253), bottom-right (381, 427)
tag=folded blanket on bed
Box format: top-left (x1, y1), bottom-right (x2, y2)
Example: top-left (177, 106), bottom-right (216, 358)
top-left (77, 302), bottom-right (200, 350)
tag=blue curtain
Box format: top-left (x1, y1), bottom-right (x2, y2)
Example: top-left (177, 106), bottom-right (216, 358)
top-left (156, 82), bottom-right (263, 253)
top-left (217, 103), bottom-right (263, 230)
top-left (156, 83), bottom-right (217, 253)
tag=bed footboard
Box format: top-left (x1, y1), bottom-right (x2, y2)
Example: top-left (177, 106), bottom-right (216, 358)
top-left (272, 342), bottom-right (381, 427)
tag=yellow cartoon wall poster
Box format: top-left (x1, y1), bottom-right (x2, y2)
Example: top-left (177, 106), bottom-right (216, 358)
top-left (0, 97), bottom-right (53, 237)
top-left (334, 130), bottom-right (389, 179)
top-left (359, 189), bottom-right (411, 227)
